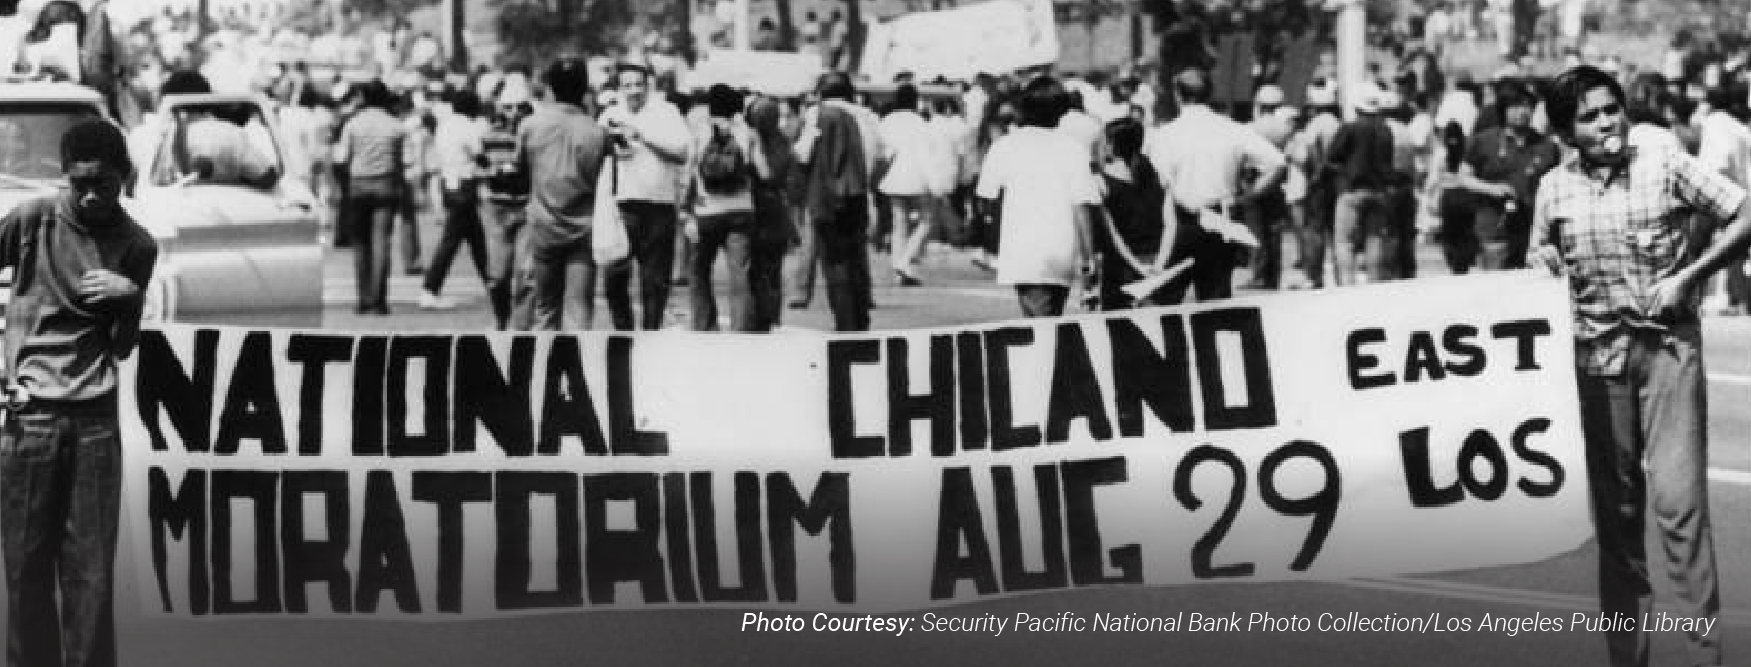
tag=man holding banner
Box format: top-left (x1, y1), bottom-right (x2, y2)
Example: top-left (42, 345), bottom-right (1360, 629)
top-left (1533, 65), bottom-right (1751, 667)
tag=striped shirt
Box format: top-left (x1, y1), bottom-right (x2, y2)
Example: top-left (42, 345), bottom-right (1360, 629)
top-left (334, 107), bottom-right (407, 181)
top-left (1531, 144), bottom-right (1747, 376)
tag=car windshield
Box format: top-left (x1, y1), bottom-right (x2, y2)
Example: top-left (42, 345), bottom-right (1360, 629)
top-left (0, 102), bottom-right (102, 186)
top-left (152, 102), bottom-right (285, 188)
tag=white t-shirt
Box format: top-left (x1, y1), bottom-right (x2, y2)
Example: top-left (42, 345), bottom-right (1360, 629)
top-left (1057, 109), bottom-right (1104, 165)
top-left (877, 109), bottom-right (939, 197)
top-left (976, 127), bottom-right (1101, 287)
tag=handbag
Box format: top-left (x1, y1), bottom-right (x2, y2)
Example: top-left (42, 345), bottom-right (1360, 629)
top-left (591, 154), bottom-right (629, 264)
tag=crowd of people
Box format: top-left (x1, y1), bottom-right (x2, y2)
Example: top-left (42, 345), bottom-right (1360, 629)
top-left (7, 3), bottom-right (1751, 667)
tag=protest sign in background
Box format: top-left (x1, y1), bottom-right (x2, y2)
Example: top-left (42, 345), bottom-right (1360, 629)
top-left (859, 0), bottom-right (1059, 83)
top-left (120, 273), bottom-right (1589, 619)
top-left (684, 49), bottom-right (826, 97)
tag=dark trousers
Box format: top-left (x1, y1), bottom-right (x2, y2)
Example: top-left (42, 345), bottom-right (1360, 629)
top-left (483, 202), bottom-right (526, 329)
top-left (2, 403), bottom-right (122, 667)
top-left (397, 175), bottom-right (424, 271)
top-left (1016, 284), bottom-right (1069, 317)
top-left (817, 195), bottom-right (873, 332)
top-left (1297, 183), bottom-right (1337, 287)
top-left (1577, 326), bottom-right (1720, 667)
top-left (1439, 192), bottom-right (1520, 274)
top-left (349, 190), bottom-right (400, 312)
top-left (423, 188), bottom-right (489, 296)
top-left (1160, 208), bottom-right (1238, 304)
top-left (691, 212), bottom-right (756, 331)
top-left (750, 191), bottom-right (792, 330)
top-left (605, 202), bottom-right (678, 331)
top-left (1243, 190), bottom-right (1289, 288)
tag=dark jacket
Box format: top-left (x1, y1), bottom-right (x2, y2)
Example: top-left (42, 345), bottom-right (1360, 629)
top-left (801, 103), bottom-right (869, 221)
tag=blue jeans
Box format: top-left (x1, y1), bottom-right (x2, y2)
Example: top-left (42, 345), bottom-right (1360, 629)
top-left (1578, 324), bottom-right (1721, 667)
top-left (1, 401), bottom-right (122, 667)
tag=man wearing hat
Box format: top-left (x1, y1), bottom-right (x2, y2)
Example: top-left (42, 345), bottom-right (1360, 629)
top-left (1285, 81), bottom-right (1343, 288)
top-left (1324, 86), bottom-right (1400, 283)
top-left (1245, 84), bottom-right (1296, 289)
top-left (1142, 67), bottom-right (1287, 302)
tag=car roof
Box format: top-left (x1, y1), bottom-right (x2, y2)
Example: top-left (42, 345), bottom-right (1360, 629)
top-left (0, 82), bottom-right (106, 105)
top-left (158, 93), bottom-right (267, 108)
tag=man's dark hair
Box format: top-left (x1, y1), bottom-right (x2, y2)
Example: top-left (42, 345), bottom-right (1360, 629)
top-left (1546, 66), bottom-right (1626, 136)
top-left (356, 80), bottom-right (395, 110)
top-left (1174, 68), bottom-right (1213, 105)
top-left (61, 119), bottom-right (131, 176)
top-left (893, 84), bottom-right (919, 112)
top-left (451, 90), bottom-right (482, 118)
top-left (1105, 116), bottom-right (1146, 159)
top-left (706, 84), bottom-right (743, 118)
top-left (160, 70), bottom-right (212, 97)
top-left (545, 57), bottom-right (590, 105)
top-left (1016, 76), bottom-right (1070, 128)
top-left (817, 71), bottom-right (855, 101)
top-left (1067, 89), bottom-right (1085, 112)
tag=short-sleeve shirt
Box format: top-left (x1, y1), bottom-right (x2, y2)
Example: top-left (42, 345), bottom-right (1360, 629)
top-left (1144, 105), bottom-right (1284, 211)
top-left (336, 107), bottom-right (407, 182)
top-left (516, 102), bottom-right (611, 235)
top-left (976, 127), bottom-right (1102, 287)
top-left (1531, 145), bottom-right (1748, 376)
top-left (1466, 127), bottom-right (1561, 205)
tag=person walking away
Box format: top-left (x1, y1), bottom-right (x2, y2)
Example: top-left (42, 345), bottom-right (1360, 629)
top-left (1095, 116), bottom-right (1167, 309)
top-left (420, 90), bottom-right (491, 311)
top-left (1285, 83), bottom-right (1343, 288)
top-left (1244, 84), bottom-right (1296, 289)
top-left (683, 85), bottom-right (760, 331)
top-left (1143, 68), bottom-right (1286, 302)
top-left (976, 76), bottom-right (1101, 317)
top-left (0, 120), bottom-right (158, 667)
top-left (333, 80), bottom-right (408, 315)
top-left (793, 72), bottom-right (875, 331)
top-left (597, 64), bottom-right (692, 330)
top-left (1530, 64), bottom-right (1751, 667)
top-left (877, 84), bottom-right (940, 286)
top-left (1325, 88), bottom-right (1403, 284)
top-left (513, 57), bottom-right (612, 331)
top-left (479, 99), bottom-right (531, 329)
top-left (745, 96), bottom-right (797, 331)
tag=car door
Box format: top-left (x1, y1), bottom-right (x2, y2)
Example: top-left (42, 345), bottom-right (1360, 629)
top-left (132, 100), bottom-right (324, 324)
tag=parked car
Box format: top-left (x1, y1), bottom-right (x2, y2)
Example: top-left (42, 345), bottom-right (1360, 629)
top-left (0, 83), bottom-right (325, 328)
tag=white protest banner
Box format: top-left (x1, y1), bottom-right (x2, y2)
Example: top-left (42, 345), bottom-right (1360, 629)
top-left (685, 49), bottom-right (825, 97)
top-left (121, 273), bottom-right (1589, 619)
top-left (860, 0), bottom-right (1059, 82)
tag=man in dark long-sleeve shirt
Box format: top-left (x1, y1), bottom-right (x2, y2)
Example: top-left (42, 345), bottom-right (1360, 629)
top-left (1326, 89), bottom-right (1402, 283)
top-left (0, 120), bottom-right (157, 667)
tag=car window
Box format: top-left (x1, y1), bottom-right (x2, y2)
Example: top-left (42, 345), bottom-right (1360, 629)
top-left (0, 102), bottom-right (103, 185)
top-left (154, 102), bottom-right (286, 189)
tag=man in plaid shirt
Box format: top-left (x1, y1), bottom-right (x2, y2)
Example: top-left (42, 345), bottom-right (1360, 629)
top-left (1531, 66), bottom-right (1751, 667)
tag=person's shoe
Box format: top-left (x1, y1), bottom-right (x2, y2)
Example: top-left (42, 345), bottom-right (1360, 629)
top-left (419, 290), bottom-right (456, 310)
top-left (373, 303), bottom-right (392, 316)
top-left (405, 265), bottom-right (425, 276)
top-left (970, 254), bottom-right (995, 273)
top-left (354, 303), bottom-right (370, 315)
top-left (895, 270), bottom-right (922, 287)
top-left (787, 298), bottom-right (810, 309)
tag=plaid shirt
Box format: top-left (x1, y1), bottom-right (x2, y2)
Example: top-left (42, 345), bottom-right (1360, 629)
top-left (1531, 144), bottom-right (1747, 376)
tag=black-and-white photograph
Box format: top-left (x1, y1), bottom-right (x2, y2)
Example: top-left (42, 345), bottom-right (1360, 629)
top-left (0, 0), bottom-right (1748, 665)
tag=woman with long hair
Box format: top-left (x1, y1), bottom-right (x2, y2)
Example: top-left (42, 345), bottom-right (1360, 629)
top-left (743, 94), bottom-right (796, 331)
